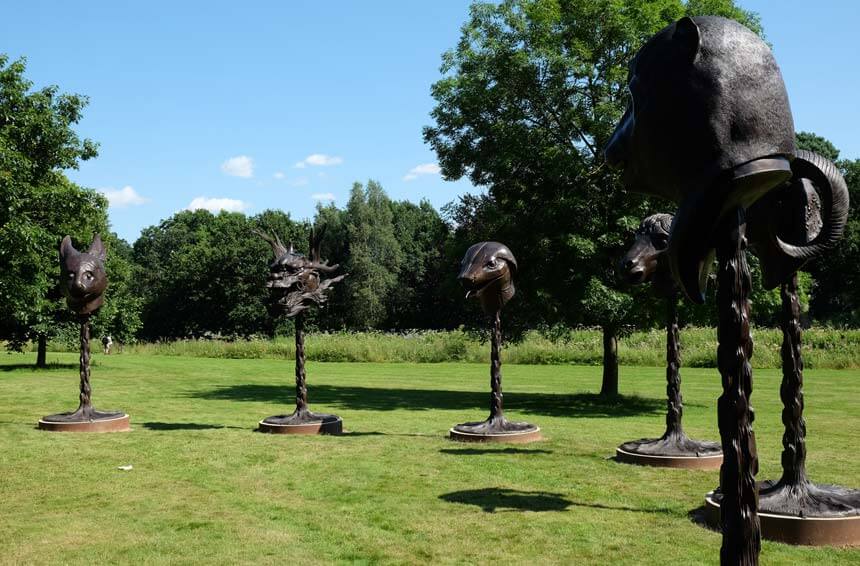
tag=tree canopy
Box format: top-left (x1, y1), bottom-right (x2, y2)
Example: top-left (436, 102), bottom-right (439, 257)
top-left (423, 0), bottom-right (762, 393)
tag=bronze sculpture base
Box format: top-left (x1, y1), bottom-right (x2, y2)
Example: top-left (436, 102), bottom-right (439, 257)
top-left (258, 410), bottom-right (342, 435)
top-left (38, 412), bottom-right (130, 433)
top-left (616, 434), bottom-right (722, 469)
top-left (449, 418), bottom-right (541, 443)
top-left (704, 485), bottom-right (860, 546)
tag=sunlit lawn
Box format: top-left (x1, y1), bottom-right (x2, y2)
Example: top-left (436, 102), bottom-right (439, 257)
top-left (1, 352), bottom-right (858, 564)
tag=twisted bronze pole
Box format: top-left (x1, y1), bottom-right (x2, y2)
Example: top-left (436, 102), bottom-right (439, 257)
top-left (665, 295), bottom-right (682, 438)
top-left (779, 272), bottom-right (807, 487)
top-left (489, 310), bottom-right (504, 423)
top-left (294, 313), bottom-right (308, 414)
top-left (77, 315), bottom-right (92, 415)
top-left (715, 208), bottom-right (760, 565)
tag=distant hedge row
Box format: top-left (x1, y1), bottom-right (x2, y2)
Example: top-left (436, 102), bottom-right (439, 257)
top-left (36, 327), bottom-right (860, 369)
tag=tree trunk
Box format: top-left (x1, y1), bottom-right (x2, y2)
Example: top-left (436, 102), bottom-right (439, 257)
top-left (600, 325), bottom-right (619, 397)
top-left (36, 334), bottom-right (47, 368)
top-left (715, 207), bottom-right (760, 566)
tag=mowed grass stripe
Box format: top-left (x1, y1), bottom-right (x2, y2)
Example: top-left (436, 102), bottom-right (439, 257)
top-left (0, 353), bottom-right (857, 564)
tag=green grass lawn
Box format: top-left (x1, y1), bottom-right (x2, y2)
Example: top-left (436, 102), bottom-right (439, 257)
top-left (1, 352), bottom-right (858, 565)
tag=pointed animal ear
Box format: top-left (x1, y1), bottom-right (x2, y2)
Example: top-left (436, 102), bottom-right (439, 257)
top-left (672, 16), bottom-right (700, 63)
top-left (88, 233), bottom-right (107, 261)
top-left (60, 235), bottom-right (77, 262)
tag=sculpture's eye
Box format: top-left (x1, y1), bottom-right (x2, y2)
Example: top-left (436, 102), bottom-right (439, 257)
top-left (68, 272), bottom-right (75, 279)
top-left (653, 235), bottom-right (669, 250)
top-left (84, 271), bottom-right (94, 281)
top-left (486, 259), bottom-right (497, 269)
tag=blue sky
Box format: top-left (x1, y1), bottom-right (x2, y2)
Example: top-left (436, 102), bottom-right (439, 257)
top-left (3, 1), bottom-right (858, 243)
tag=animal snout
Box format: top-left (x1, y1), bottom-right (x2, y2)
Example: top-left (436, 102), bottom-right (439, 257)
top-left (604, 113), bottom-right (632, 168)
top-left (457, 274), bottom-right (476, 288)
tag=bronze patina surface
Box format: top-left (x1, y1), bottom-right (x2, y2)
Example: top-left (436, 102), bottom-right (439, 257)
top-left (450, 242), bottom-right (540, 443)
top-left (40, 234), bottom-right (129, 432)
top-left (617, 214), bottom-right (721, 467)
top-left (256, 226), bottom-right (345, 435)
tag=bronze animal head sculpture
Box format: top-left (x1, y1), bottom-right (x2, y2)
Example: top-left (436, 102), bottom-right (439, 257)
top-left (620, 213), bottom-right (675, 297)
top-left (604, 16), bottom-right (806, 301)
top-left (59, 234), bottom-right (108, 315)
top-left (747, 150), bottom-right (849, 289)
top-left (458, 241), bottom-right (517, 315)
top-left (257, 225), bottom-right (345, 318)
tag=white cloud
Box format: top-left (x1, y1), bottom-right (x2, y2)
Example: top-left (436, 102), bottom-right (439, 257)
top-left (295, 153), bottom-right (343, 168)
top-left (186, 197), bottom-right (249, 213)
top-left (273, 171), bottom-right (285, 179)
top-left (100, 186), bottom-right (148, 207)
top-left (311, 192), bottom-right (336, 201)
top-left (220, 155), bottom-right (254, 178)
top-left (403, 162), bottom-right (441, 181)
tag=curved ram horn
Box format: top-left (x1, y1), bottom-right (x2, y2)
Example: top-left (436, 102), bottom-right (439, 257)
top-left (771, 150), bottom-right (849, 260)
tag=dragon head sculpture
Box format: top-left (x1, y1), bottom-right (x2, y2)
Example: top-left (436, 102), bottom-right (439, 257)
top-left (257, 225), bottom-right (345, 318)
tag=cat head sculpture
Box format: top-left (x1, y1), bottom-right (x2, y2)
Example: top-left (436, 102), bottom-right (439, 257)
top-left (59, 234), bottom-right (108, 315)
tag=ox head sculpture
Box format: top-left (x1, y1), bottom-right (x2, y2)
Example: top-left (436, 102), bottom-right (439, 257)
top-left (620, 213), bottom-right (676, 297)
top-left (458, 241), bottom-right (518, 315)
top-left (59, 234), bottom-right (108, 315)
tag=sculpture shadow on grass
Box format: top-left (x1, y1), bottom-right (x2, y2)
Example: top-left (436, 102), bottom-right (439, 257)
top-left (440, 488), bottom-right (571, 513)
top-left (439, 447), bottom-right (553, 455)
top-left (1, 363), bottom-right (79, 372)
top-left (142, 421), bottom-right (236, 431)
top-left (193, 384), bottom-right (665, 419)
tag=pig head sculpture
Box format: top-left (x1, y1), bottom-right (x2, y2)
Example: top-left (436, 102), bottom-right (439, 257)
top-left (458, 242), bottom-right (517, 315)
top-left (605, 16), bottom-right (803, 302)
top-left (59, 234), bottom-right (108, 315)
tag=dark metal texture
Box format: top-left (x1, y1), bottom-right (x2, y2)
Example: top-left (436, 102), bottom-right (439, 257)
top-left (618, 215), bottom-right (720, 458)
top-left (753, 274), bottom-right (860, 518)
top-left (453, 242), bottom-right (537, 437)
top-left (604, 16), bottom-right (795, 302)
top-left (747, 150), bottom-right (849, 289)
top-left (257, 226), bottom-right (346, 318)
top-left (59, 234), bottom-right (108, 315)
top-left (457, 241), bottom-right (517, 315)
top-left (43, 235), bottom-right (124, 424)
top-left (258, 225), bottom-right (344, 429)
top-left (715, 208), bottom-right (760, 565)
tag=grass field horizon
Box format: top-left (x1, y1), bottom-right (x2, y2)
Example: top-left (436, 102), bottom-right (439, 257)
top-left (1, 352), bottom-right (858, 564)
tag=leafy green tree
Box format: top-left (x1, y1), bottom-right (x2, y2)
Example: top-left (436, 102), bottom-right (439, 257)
top-left (340, 181), bottom-right (404, 329)
top-left (0, 55), bottom-right (104, 365)
top-left (133, 209), bottom-right (306, 339)
top-left (89, 234), bottom-right (143, 348)
top-left (425, 0), bottom-right (761, 395)
top-left (387, 199), bottom-right (451, 329)
top-left (793, 133), bottom-right (860, 325)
